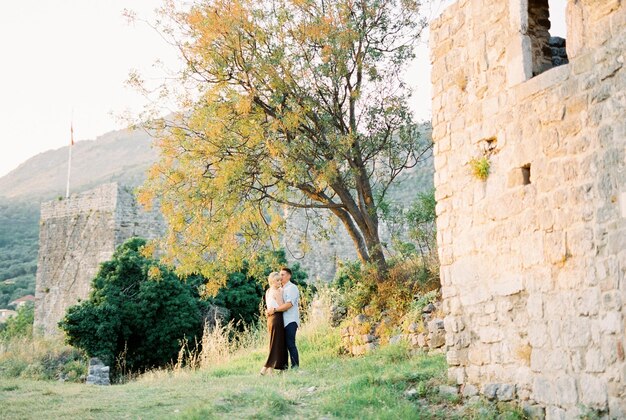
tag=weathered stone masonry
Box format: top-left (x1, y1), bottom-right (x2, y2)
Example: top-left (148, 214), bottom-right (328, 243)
top-left (431, 0), bottom-right (625, 418)
top-left (34, 183), bottom-right (165, 336)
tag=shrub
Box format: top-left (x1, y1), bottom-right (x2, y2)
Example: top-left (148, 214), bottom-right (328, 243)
top-left (332, 258), bottom-right (438, 322)
top-left (0, 302), bottom-right (34, 340)
top-left (59, 238), bottom-right (206, 376)
top-left (208, 249), bottom-right (313, 328)
top-left (469, 156), bottom-right (490, 180)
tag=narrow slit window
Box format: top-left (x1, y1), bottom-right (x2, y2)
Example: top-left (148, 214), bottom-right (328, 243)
top-left (522, 164), bottom-right (531, 185)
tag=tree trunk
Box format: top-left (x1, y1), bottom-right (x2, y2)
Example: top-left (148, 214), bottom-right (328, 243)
top-left (332, 206), bottom-right (388, 277)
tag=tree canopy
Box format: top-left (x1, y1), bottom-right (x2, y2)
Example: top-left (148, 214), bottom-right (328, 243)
top-left (135, 0), bottom-right (430, 289)
top-left (59, 238), bottom-right (206, 373)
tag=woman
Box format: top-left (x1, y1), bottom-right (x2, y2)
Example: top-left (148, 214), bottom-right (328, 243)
top-left (260, 272), bottom-right (288, 375)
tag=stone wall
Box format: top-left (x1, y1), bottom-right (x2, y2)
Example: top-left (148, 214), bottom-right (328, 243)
top-left (431, 0), bottom-right (625, 418)
top-left (34, 183), bottom-right (165, 336)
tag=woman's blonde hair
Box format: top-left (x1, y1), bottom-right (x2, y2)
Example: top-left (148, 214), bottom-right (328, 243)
top-left (267, 271), bottom-right (280, 287)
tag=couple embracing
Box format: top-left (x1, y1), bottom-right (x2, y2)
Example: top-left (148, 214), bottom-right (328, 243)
top-left (260, 267), bottom-right (300, 375)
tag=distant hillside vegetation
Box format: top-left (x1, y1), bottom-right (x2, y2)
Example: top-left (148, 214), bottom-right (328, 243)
top-left (0, 128), bottom-right (156, 201)
top-left (0, 201), bottom-right (39, 308)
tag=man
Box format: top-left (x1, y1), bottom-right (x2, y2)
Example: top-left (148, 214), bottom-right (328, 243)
top-left (268, 267), bottom-right (300, 369)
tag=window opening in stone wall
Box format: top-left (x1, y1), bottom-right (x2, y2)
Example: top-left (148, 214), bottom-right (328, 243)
top-left (521, 164), bottom-right (531, 185)
top-left (528, 0), bottom-right (569, 77)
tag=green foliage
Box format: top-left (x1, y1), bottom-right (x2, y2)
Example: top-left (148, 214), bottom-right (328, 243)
top-left (208, 249), bottom-right (312, 328)
top-left (470, 156), bottom-right (491, 180)
top-left (0, 202), bottom-right (39, 309)
top-left (388, 189), bottom-right (440, 291)
top-left (332, 258), bottom-right (437, 328)
top-left (0, 303), bottom-right (34, 339)
top-left (209, 271), bottom-right (264, 327)
top-left (59, 238), bottom-right (206, 375)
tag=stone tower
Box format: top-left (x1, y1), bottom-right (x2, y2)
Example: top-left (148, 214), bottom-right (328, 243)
top-left (431, 1), bottom-right (625, 418)
top-left (34, 183), bottom-right (164, 336)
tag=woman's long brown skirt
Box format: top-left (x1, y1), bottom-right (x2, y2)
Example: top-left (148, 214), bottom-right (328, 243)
top-left (264, 312), bottom-right (288, 369)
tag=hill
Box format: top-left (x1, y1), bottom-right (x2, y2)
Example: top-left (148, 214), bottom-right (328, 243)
top-left (0, 128), bottom-right (156, 201)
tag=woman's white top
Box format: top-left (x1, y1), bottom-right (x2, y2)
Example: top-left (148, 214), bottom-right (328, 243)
top-left (266, 289), bottom-right (280, 310)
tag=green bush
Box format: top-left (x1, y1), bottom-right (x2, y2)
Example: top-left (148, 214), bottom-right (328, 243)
top-left (209, 249), bottom-right (313, 328)
top-left (0, 302), bottom-right (34, 339)
top-left (59, 238), bottom-right (207, 375)
top-left (0, 202), bottom-right (39, 309)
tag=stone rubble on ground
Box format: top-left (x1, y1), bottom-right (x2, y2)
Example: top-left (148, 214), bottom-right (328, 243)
top-left (86, 357), bottom-right (110, 386)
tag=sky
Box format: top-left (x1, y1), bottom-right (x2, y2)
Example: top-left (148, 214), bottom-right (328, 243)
top-left (0, 0), bottom-right (566, 178)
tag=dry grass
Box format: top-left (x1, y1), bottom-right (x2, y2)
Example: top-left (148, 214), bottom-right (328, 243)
top-left (0, 335), bottom-right (86, 381)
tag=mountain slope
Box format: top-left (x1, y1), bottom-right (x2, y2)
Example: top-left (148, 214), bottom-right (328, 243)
top-left (0, 128), bottom-right (156, 201)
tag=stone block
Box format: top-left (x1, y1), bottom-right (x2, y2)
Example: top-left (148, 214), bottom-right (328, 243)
top-left (389, 335), bottom-right (404, 345)
top-left (526, 294), bottom-right (544, 319)
top-left (438, 385), bottom-right (459, 398)
top-left (361, 334), bottom-right (375, 344)
top-left (427, 318), bottom-right (444, 331)
top-left (479, 326), bottom-right (503, 344)
top-left (507, 34), bottom-right (533, 87)
top-left (491, 274), bottom-right (523, 297)
top-left (600, 311), bottom-right (622, 334)
top-left (579, 374), bottom-right (608, 410)
top-left (507, 167), bottom-right (527, 187)
top-left (444, 316), bottom-right (464, 333)
top-left (522, 403), bottom-right (545, 420)
top-left (462, 383), bottom-right (478, 397)
top-left (544, 231), bottom-right (567, 265)
top-left (584, 349), bottom-right (605, 373)
top-left (448, 366), bottom-right (466, 384)
top-left (496, 384), bottom-right (516, 401)
top-left (545, 406), bottom-right (566, 420)
top-left (468, 345), bottom-right (490, 365)
top-left (482, 383), bottom-right (499, 400)
top-left (533, 375), bottom-right (578, 406)
top-left (429, 331), bottom-right (445, 349)
top-left (417, 333), bottom-right (428, 348)
top-left (363, 342), bottom-right (377, 353)
top-left (446, 348), bottom-right (468, 366)
top-left (577, 288), bottom-right (600, 316)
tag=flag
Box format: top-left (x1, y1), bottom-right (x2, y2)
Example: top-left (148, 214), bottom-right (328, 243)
top-left (70, 123), bottom-right (74, 146)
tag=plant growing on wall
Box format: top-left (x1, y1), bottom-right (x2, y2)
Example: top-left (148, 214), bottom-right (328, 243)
top-left (469, 156), bottom-right (490, 181)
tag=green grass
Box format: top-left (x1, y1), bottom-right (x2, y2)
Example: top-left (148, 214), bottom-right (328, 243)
top-left (0, 323), bottom-right (524, 419)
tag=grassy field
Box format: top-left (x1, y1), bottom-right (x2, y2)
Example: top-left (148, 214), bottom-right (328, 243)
top-left (0, 323), bottom-right (523, 419)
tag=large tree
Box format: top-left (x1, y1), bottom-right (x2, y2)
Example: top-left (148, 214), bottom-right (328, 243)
top-left (136, 0), bottom-right (430, 288)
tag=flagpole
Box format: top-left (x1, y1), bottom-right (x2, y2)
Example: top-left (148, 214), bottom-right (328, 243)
top-left (66, 119), bottom-right (74, 198)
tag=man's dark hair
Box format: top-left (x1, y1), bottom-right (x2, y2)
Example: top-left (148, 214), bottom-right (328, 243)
top-left (280, 267), bottom-right (292, 276)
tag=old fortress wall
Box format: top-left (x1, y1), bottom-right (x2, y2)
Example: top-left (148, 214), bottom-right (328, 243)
top-left (34, 183), bottom-right (164, 336)
top-left (431, 0), bottom-right (625, 417)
